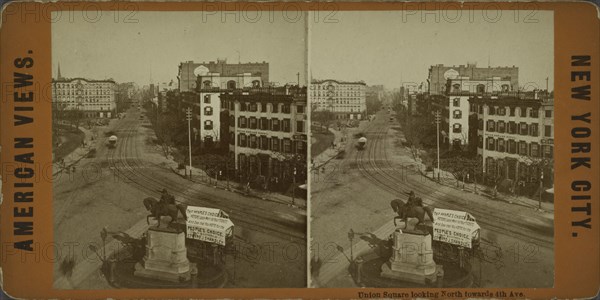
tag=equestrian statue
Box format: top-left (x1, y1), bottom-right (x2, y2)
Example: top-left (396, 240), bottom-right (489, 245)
top-left (390, 191), bottom-right (434, 229)
top-left (143, 189), bottom-right (187, 228)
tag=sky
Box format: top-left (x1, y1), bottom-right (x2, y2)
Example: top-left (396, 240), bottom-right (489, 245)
top-left (311, 10), bottom-right (554, 91)
top-left (52, 11), bottom-right (307, 86)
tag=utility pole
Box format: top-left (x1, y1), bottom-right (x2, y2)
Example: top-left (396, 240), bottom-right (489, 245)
top-left (186, 107), bottom-right (193, 179)
top-left (435, 110), bottom-right (441, 181)
top-left (297, 72), bottom-right (300, 86)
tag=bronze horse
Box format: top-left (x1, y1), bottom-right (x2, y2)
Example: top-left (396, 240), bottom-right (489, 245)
top-left (390, 198), bottom-right (434, 229)
top-left (143, 197), bottom-right (187, 227)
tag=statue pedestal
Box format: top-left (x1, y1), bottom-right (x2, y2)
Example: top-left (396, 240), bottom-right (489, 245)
top-left (134, 226), bottom-right (195, 283)
top-left (381, 229), bottom-right (442, 285)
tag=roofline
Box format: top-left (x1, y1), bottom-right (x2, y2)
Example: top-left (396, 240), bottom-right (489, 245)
top-left (53, 77), bottom-right (116, 84)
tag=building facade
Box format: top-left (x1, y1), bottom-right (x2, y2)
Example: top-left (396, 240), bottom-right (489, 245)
top-left (470, 95), bottom-right (554, 189)
top-left (311, 79), bottom-right (367, 120)
top-left (438, 76), bottom-right (513, 149)
top-left (178, 59), bottom-right (269, 92)
top-left (52, 78), bottom-right (117, 118)
top-left (428, 63), bottom-right (518, 95)
top-left (222, 86), bottom-right (307, 185)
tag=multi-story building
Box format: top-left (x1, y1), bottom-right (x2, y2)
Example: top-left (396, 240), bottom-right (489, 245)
top-left (52, 77), bottom-right (117, 118)
top-left (221, 86), bottom-right (307, 184)
top-left (434, 76), bottom-right (513, 149)
top-left (311, 79), bottom-right (367, 120)
top-left (183, 72), bottom-right (264, 144)
top-left (178, 59), bottom-right (269, 92)
top-left (469, 95), bottom-right (554, 189)
top-left (428, 63), bottom-right (518, 95)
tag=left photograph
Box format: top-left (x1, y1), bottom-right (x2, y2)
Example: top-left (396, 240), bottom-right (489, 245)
top-left (51, 11), bottom-right (308, 289)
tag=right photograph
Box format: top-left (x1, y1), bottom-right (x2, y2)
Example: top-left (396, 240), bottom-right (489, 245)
top-left (309, 10), bottom-right (555, 288)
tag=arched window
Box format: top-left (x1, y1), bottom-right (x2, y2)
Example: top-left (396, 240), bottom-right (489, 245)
top-left (501, 84), bottom-right (510, 92)
top-left (453, 123), bottom-right (462, 133)
top-left (204, 107), bottom-right (213, 116)
top-left (203, 80), bottom-right (212, 89)
top-left (453, 109), bottom-right (462, 119)
top-left (453, 98), bottom-right (460, 107)
top-left (452, 84), bottom-right (461, 92)
top-left (204, 120), bottom-right (213, 130)
top-left (252, 80), bottom-right (261, 88)
top-left (227, 80), bottom-right (236, 89)
top-left (476, 84), bottom-right (486, 93)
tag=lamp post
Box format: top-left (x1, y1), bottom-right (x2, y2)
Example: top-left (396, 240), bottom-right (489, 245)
top-left (292, 167), bottom-right (297, 206)
top-left (434, 110), bottom-right (441, 181)
top-left (186, 107), bottom-right (193, 179)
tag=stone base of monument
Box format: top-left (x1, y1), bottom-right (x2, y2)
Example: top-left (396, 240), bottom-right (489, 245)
top-left (134, 226), bottom-right (194, 283)
top-left (380, 228), bottom-right (442, 285)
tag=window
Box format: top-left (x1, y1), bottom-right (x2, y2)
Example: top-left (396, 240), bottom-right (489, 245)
top-left (261, 103), bottom-right (267, 113)
top-left (271, 137), bottom-right (280, 151)
top-left (520, 107), bottom-right (527, 117)
top-left (239, 117), bottom-right (247, 128)
top-left (478, 119), bottom-right (483, 130)
top-left (204, 107), bottom-right (213, 116)
top-left (453, 110), bottom-right (462, 119)
top-left (283, 139), bottom-right (292, 153)
top-left (229, 115), bottom-right (235, 126)
top-left (249, 117), bottom-right (257, 129)
top-left (543, 145), bottom-right (554, 159)
top-left (529, 124), bottom-right (539, 137)
top-left (508, 121), bottom-right (517, 134)
top-left (240, 102), bottom-right (247, 111)
top-left (204, 120), bottom-right (213, 130)
top-left (453, 98), bottom-right (460, 107)
top-left (501, 84), bottom-right (510, 92)
top-left (249, 103), bottom-right (258, 112)
top-left (249, 135), bottom-right (257, 148)
top-left (531, 143), bottom-right (540, 157)
top-left (497, 107), bottom-right (506, 116)
top-left (271, 119), bottom-right (280, 131)
top-left (297, 120), bottom-right (304, 133)
top-left (238, 134), bottom-right (247, 147)
top-left (497, 139), bottom-right (506, 152)
top-left (487, 138), bottom-right (495, 151)
top-left (453, 123), bottom-right (462, 133)
top-left (520, 122), bottom-right (529, 135)
top-left (229, 132), bottom-right (234, 145)
top-left (282, 104), bottom-right (291, 114)
top-left (282, 119), bottom-right (291, 132)
top-left (260, 136), bottom-right (269, 150)
top-left (479, 106), bottom-right (484, 114)
top-left (297, 105), bottom-right (305, 114)
top-left (252, 80), bottom-right (261, 88)
top-left (530, 108), bottom-right (539, 118)
top-left (478, 136), bottom-right (483, 148)
top-left (452, 84), bottom-right (461, 92)
top-left (545, 125), bottom-right (552, 137)
top-left (487, 120), bottom-right (496, 132)
top-left (488, 106), bottom-right (496, 115)
top-left (545, 110), bottom-right (552, 118)
top-left (477, 84), bottom-right (485, 93)
top-left (227, 80), bottom-right (236, 89)
top-left (272, 103), bottom-right (279, 113)
top-left (510, 107), bottom-right (516, 116)
top-left (508, 139), bottom-right (517, 154)
top-left (519, 141), bottom-right (528, 155)
top-left (497, 121), bottom-right (506, 133)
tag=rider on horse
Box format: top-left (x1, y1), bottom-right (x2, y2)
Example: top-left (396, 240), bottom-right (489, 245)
top-left (160, 188), bottom-right (175, 207)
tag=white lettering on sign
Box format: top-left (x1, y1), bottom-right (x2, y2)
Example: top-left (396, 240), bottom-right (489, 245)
top-left (433, 208), bottom-right (480, 249)
top-left (185, 206), bottom-right (234, 246)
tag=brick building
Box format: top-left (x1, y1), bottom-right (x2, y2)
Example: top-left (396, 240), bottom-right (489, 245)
top-left (52, 77), bottom-right (116, 119)
top-left (311, 79), bottom-right (367, 120)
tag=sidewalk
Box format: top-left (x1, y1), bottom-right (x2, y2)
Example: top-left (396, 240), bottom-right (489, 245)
top-left (167, 161), bottom-right (307, 209)
top-left (311, 127), bottom-right (347, 170)
top-left (406, 152), bottom-right (554, 213)
top-left (52, 125), bottom-right (98, 176)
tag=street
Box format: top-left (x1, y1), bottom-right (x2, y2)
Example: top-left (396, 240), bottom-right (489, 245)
top-left (53, 107), bottom-right (307, 289)
top-left (310, 108), bottom-right (554, 288)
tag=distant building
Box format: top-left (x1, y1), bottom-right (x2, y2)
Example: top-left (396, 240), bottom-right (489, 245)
top-left (178, 59), bottom-right (269, 92)
top-left (469, 94), bottom-right (554, 188)
top-left (428, 63), bottom-right (518, 95)
top-left (221, 86), bottom-right (307, 184)
top-left (311, 79), bottom-right (367, 120)
top-left (52, 77), bottom-right (116, 118)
